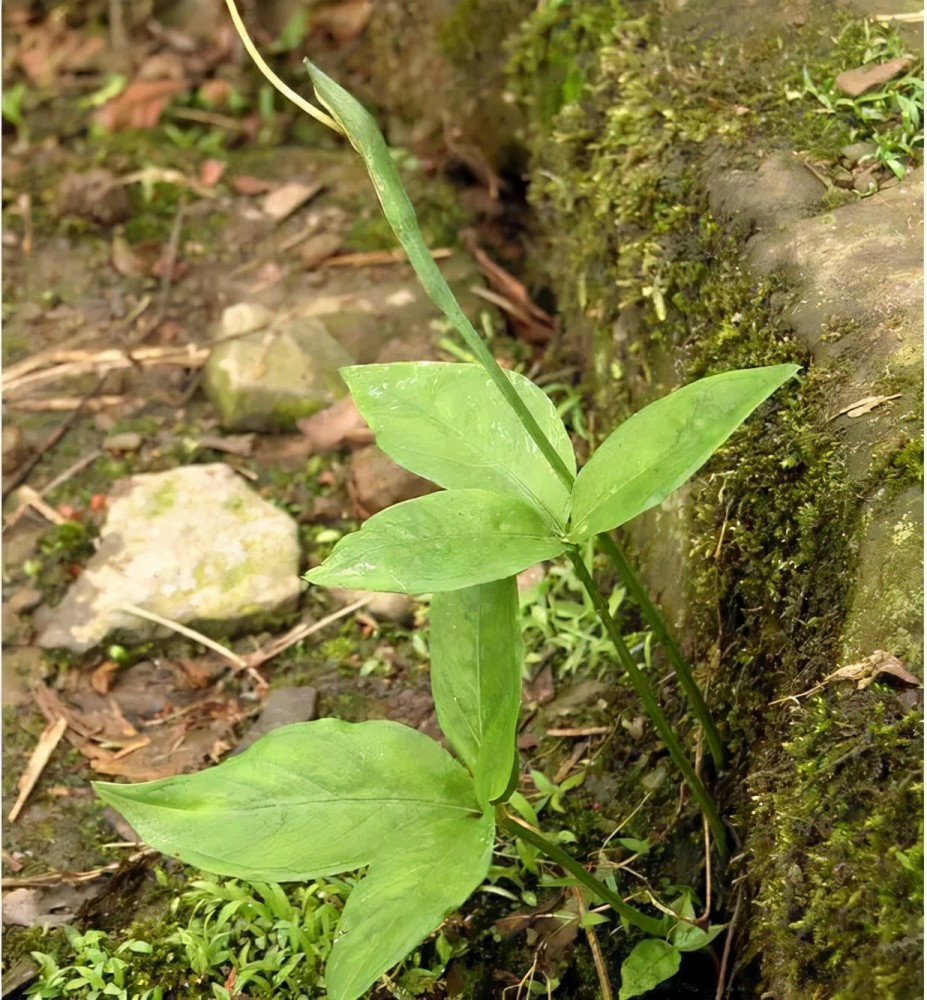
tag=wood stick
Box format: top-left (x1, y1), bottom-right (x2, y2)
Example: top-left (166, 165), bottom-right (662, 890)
top-left (8, 717), bottom-right (69, 823)
top-left (245, 597), bottom-right (371, 670)
top-left (3, 396), bottom-right (125, 412)
top-left (321, 247), bottom-right (452, 268)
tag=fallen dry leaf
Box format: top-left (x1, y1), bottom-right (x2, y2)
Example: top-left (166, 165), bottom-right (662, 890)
top-left (846, 394), bottom-right (902, 418)
top-left (261, 181), bottom-right (323, 222)
top-left (297, 397), bottom-right (373, 453)
top-left (8, 716), bottom-right (68, 823)
top-left (17, 26), bottom-right (105, 88)
top-left (200, 159), bottom-right (227, 187)
top-left (462, 231), bottom-right (554, 344)
top-left (310, 0), bottom-right (373, 44)
top-left (830, 394), bottom-right (902, 420)
top-left (835, 57), bottom-right (914, 98)
top-left (2, 886), bottom-right (79, 928)
top-left (90, 660), bottom-right (121, 695)
top-left (94, 79), bottom-right (188, 132)
top-left (828, 650), bottom-right (921, 690)
top-left (230, 174), bottom-right (274, 196)
top-left (772, 650), bottom-right (921, 705)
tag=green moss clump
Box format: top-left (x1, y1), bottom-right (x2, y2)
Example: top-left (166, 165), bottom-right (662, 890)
top-left (503, 3), bottom-right (922, 996)
top-left (31, 519), bottom-right (99, 605)
top-left (749, 691), bottom-right (922, 999)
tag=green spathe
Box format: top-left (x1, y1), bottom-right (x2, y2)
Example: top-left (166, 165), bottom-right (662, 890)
top-left (430, 578), bottom-right (523, 806)
top-left (568, 364), bottom-right (801, 541)
top-left (304, 489), bottom-right (566, 593)
top-left (94, 719), bottom-right (494, 1000)
top-left (342, 363), bottom-right (575, 526)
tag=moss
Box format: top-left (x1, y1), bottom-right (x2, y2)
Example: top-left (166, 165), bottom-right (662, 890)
top-left (32, 519), bottom-right (99, 605)
top-left (876, 434), bottom-right (924, 491)
top-left (503, 2), bottom-right (922, 996)
top-left (749, 690), bottom-right (922, 999)
top-left (139, 476), bottom-right (178, 518)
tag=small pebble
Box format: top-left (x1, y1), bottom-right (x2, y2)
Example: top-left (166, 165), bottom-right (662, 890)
top-left (103, 432), bottom-right (143, 453)
top-left (7, 588), bottom-right (44, 615)
top-left (840, 141), bottom-right (877, 168)
top-left (301, 232), bottom-right (342, 270)
top-left (832, 166), bottom-right (855, 189)
top-left (330, 588), bottom-right (413, 623)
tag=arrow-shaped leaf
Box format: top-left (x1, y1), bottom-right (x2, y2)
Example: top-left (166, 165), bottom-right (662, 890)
top-left (430, 578), bottom-right (522, 806)
top-left (94, 719), bottom-right (494, 1000)
top-left (343, 363), bottom-right (575, 526)
top-left (305, 489), bottom-right (565, 594)
top-left (569, 364), bottom-right (799, 541)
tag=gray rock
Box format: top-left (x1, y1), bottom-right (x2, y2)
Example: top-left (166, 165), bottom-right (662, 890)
top-left (329, 588), bottom-right (413, 623)
top-left (103, 432), bottom-right (143, 453)
top-left (203, 308), bottom-right (354, 432)
top-left (349, 445), bottom-right (436, 516)
top-left (840, 142), bottom-right (878, 168)
top-left (219, 302), bottom-right (275, 338)
top-left (7, 588), bottom-right (43, 614)
top-left (35, 464), bottom-right (300, 653)
top-left (706, 152), bottom-right (825, 232)
top-left (233, 686), bottom-right (318, 755)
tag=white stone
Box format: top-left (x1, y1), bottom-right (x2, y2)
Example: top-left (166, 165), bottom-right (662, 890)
top-left (219, 302), bottom-right (275, 339)
top-left (35, 464), bottom-right (300, 653)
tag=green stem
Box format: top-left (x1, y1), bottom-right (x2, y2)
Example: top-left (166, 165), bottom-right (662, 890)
top-left (565, 545), bottom-right (727, 855)
top-left (597, 533), bottom-right (725, 767)
top-left (497, 809), bottom-right (671, 937)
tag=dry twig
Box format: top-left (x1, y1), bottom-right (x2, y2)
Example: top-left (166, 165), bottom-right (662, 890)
top-left (322, 247), bottom-right (452, 268)
top-left (8, 717), bottom-right (69, 823)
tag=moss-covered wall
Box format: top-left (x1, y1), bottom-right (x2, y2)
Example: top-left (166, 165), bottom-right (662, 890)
top-left (356, 1), bottom-right (923, 996)
top-left (504, 5), bottom-right (923, 997)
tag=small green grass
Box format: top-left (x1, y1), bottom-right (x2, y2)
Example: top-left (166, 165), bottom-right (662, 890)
top-left (787, 20), bottom-right (923, 179)
top-left (521, 549), bottom-right (649, 680)
top-left (24, 869), bottom-right (463, 1000)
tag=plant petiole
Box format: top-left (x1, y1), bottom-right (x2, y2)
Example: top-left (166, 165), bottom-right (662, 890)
top-left (497, 807), bottom-right (671, 938)
top-left (564, 544), bottom-right (728, 856)
top-left (596, 532), bottom-right (725, 767)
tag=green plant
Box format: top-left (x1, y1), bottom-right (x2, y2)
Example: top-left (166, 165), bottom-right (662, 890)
top-left (166, 875), bottom-right (353, 994)
top-left (787, 20), bottom-right (924, 181)
top-left (521, 551), bottom-right (644, 678)
top-left (94, 11), bottom-right (799, 999)
top-left (28, 927), bottom-right (158, 1000)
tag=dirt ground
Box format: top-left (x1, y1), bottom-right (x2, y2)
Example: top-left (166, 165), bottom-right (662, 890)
top-left (1, 4), bottom-right (640, 998)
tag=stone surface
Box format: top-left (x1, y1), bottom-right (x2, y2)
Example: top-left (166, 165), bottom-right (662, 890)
top-left (300, 232), bottom-right (342, 269)
top-left (35, 464), bottom-right (300, 652)
top-left (203, 309), bottom-right (354, 432)
top-left (349, 445), bottom-right (436, 516)
top-left (705, 152), bottom-right (825, 232)
top-left (706, 164), bottom-right (924, 674)
top-left (233, 686), bottom-right (318, 755)
top-left (329, 588), bottom-right (414, 622)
